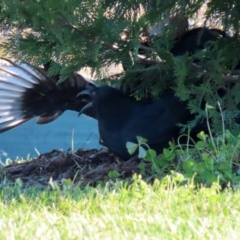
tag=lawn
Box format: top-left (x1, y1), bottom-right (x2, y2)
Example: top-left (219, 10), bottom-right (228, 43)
top-left (0, 177), bottom-right (240, 239)
top-left (1, 128), bottom-right (240, 239)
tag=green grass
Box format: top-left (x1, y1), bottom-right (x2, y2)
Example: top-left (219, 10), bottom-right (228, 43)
top-left (0, 178), bottom-right (240, 239)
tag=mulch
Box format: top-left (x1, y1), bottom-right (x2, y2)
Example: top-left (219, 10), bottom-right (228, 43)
top-left (2, 148), bottom-right (148, 188)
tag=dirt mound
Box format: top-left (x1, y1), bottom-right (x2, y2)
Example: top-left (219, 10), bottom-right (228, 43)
top-left (3, 148), bottom-right (145, 188)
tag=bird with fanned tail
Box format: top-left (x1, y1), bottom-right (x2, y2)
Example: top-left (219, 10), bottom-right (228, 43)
top-left (0, 27), bottom-right (226, 159)
top-left (0, 58), bottom-right (199, 160)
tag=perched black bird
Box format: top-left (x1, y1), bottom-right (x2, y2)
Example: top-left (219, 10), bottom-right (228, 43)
top-left (0, 58), bottom-right (97, 133)
top-left (121, 27), bottom-right (227, 98)
top-left (77, 86), bottom-right (198, 160)
top-left (170, 27), bottom-right (226, 56)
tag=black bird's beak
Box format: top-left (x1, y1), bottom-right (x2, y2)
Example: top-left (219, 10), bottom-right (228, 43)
top-left (78, 102), bottom-right (93, 116)
top-left (76, 89), bottom-right (95, 117)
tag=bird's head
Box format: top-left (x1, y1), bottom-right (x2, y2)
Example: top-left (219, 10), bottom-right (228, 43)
top-left (76, 86), bottom-right (120, 116)
top-left (76, 88), bottom-right (96, 116)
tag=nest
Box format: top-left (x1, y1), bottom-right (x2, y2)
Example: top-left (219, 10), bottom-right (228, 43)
top-left (2, 148), bottom-right (146, 188)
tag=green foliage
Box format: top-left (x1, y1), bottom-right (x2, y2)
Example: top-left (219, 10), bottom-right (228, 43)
top-left (127, 130), bottom-right (240, 188)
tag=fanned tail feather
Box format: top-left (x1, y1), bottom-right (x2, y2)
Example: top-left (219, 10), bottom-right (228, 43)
top-left (0, 58), bottom-right (97, 133)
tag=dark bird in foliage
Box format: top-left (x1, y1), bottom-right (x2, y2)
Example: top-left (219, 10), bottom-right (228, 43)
top-left (121, 27), bottom-right (227, 98)
top-left (169, 27), bottom-right (226, 56)
top-left (142, 27), bottom-right (226, 57)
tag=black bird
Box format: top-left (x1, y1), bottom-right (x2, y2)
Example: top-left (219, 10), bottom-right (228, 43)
top-left (77, 86), bottom-right (197, 160)
top-left (0, 58), bottom-right (97, 133)
top-left (170, 27), bottom-right (226, 56)
top-left (121, 27), bottom-right (227, 98)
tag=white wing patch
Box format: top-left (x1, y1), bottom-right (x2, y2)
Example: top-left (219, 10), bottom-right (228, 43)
top-left (0, 58), bottom-right (44, 132)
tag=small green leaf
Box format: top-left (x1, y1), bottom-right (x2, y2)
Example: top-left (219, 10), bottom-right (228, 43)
top-left (108, 170), bottom-right (120, 179)
top-left (168, 141), bottom-right (176, 150)
top-left (163, 148), bottom-right (176, 161)
top-left (202, 152), bottom-right (214, 171)
top-left (138, 162), bottom-right (146, 175)
top-left (170, 171), bottom-right (185, 182)
top-left (151, 164), bottom-right (159, 173)
top-left (136, 136), bottom-right (148, 144)
top-left (163, 148), bottom-right (171, 156)
top-left (225, 130), bottom-right (236, 143)
top-left (218, 162), bottom-right (231, 171)
top-left (144, 149), bottom-right (157, 161)
top-left (183, 159), bottom-right (197, 174)
top-left (201, 152), bottom-right (210, 160)
top-left (138, 146), bottom-right (147, 158)
top-left (196, 162), bottom-right (207, 174)
top-left (126, 142), bottom-right (138, 155)
top-left (168, 153), bottom-right (176, 161)
top-left (222, 170), bottom-right (234, 181)
top-left (197, 131), bottom-right (208, 141)
top-left (196, 140), bottom-right (207, 148)
top-left (204, 172), bottom-right (218, 185)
